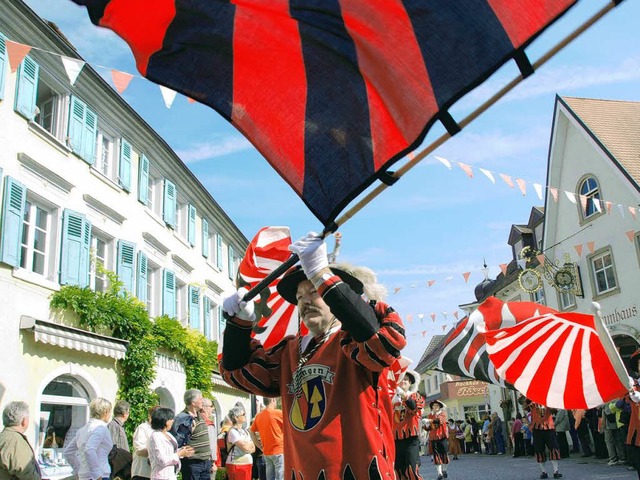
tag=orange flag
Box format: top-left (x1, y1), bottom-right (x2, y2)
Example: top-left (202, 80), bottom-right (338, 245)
top-left (111, 70), bottom-right (134, 94)
top-left (393, 287), bottom-right (402, 294)
top-left (499, 173), bottom-right (514, 188)
top-left (6, 40), bottom-right (32, 73)
top-left (606, 201), bottom-right (613, 214)
top-left (499, 263), bottom-right (508, 275)
top-left (536, 254), bottom-right (546, 265)
top-left (406, 314), bottom-right (413, 322)
top-left (549, 188), bottom-right (558, 202)
top-left (587, 241), bottom-right (596, 254)
top-left (427, 280), bottom-right (436, 287)
top-left (574, 244), bottom-right (583, 257)
top-left (453, 311), bottom-right (459, 320)
top-left (626, 230), bottom-right (635, 242)
top-left (515, 178), bottom-right (527, 196)
top-left (629, 207), bottom-right (637, 220)
top-left (187, 97), bottom-right (198, 104)
top-left (463, 272), bottom-right (471, 283)
top-left (430, 313), bottom-right (436, 322)
top-left (458, 163), bottom-right (473, 178)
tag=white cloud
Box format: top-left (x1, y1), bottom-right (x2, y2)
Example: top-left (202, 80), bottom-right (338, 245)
top-left (177, 137), bottom-right (253, 163)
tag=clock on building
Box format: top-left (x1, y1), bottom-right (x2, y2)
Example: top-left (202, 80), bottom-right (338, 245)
top-left (518, 268), bottom-right (542, 293)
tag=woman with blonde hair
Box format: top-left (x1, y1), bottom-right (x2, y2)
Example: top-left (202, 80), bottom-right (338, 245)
top-left (225, 406), bottom-right (255, 480)
top-left (64, 398), bottom-right (113, 480)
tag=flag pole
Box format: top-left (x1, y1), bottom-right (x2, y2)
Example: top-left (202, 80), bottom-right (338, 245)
top-left (242, 0), bottom-right (621, 303)
top-left (333, 0), bottom-right (621, 230)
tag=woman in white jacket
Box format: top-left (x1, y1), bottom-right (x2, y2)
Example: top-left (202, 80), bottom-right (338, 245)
top-left (148, 408), bottom-right (194, 480)
top-left (63, 398), bottom-right (113, 480)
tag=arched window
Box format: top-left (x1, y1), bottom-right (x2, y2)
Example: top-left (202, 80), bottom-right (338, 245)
top-left (579, 176), bottom-right (601, 219)
top-left (40, 375), bottom-right (91, 453)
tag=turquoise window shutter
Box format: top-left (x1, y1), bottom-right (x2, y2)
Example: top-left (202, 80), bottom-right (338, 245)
top-left (14, 55), bottom-right (39, 120)
top-left (138, 154), bottom-right (149, 204)
top-left (119, 138), bottom-right (132, 192)
top-left (187, 204), bottom-right (196, 246)
top-left (60, 209), bottom-right (91, 287)
top-left (137, 251), bottom-right (148, 303)
top-left (189, 285), bottom-right (200, 329)
top-left (68, 96), bottom-right (86, 155)
top-left (228, 245), bottom-right (235, 280)
top-left (163, 179), bottom-right (176, 228)
top-left (0, 33), bottom-right (7, 100)
top-left (203, 297), bottom-right (211, 339)
top-left (216, 234), bottom-right (223, 270)
top-left (117, 240), bottom-right (136, 293)
top-left (82, 107), bottom-right (97, 164)
top-left (201, 219), bottom-right (209, 258)
top-left (0, 176), bottom-right (27, 267)
top-left (162, 269), bottom-right (176, 317)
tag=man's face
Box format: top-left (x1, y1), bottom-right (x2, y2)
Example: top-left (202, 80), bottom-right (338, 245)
top-left (296, 280), bottom-right (334, 336)
top-left (400, 377), bottom-right (411, 392)
top-left (192, 395), bottom-right (204, 410)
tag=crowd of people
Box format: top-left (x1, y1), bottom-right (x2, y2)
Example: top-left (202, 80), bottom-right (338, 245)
top-left (3, 232), bottom-right (640, 480)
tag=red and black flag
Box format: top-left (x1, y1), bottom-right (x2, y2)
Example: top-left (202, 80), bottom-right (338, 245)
top-left (72, 0), bottom-right (577, 227)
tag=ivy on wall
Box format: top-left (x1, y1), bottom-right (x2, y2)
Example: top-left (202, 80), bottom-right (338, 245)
top-left (50, 268), bottom-right (219, 437)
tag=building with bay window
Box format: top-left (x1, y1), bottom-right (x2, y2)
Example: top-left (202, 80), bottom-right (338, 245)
top-left (0, 0), bottom-right (250, 459)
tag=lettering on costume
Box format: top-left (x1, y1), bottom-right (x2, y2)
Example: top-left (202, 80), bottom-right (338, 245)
top-left (287, 364), bottom-right (335, 394)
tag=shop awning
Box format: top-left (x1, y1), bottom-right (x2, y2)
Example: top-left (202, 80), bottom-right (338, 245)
top-left (20, 316), bottom-right (128, 360)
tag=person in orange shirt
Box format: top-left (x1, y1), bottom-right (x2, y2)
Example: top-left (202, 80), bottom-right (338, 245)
top-left (249, 397), bottom-right (284, 480)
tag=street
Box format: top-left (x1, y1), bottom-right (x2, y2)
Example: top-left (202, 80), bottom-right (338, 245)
top-left (418, 453), bottom-right (637, 480)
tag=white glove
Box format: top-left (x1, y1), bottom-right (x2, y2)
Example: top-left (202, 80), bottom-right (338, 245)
top-left (288, 231), bottom-right (329, 279)
top-left (222, 287), bottom-right (255, 322)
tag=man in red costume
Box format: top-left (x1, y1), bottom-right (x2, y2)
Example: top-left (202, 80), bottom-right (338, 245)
top-left (220, 232), bottom-right (406, 480)
top-left (425, 400), bottom-right (448, 480)
top-left (392, 370), bottom-right (425, 479)
top-left (524, 398), bottom-right (562, 479)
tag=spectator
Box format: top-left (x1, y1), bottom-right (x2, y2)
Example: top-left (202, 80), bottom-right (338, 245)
top-left (447, 419), bottom-right (462, 460)
top-left (0, 401), bottom-right (40, 480)
top-left (64, 398), bottom-right (113, 480)
top-left (108, 400), bottom-right (131, 452)
top-left (482, 414), bottom-right (492, 455)
top-left (463, 419), bottom-right (474, 454)
top-left (225, 407), bottom-right (255, 480)
top-left (567, 410), bottom-right (580, 454)
top-left (511, 413), bottom-right (525, 458)
top-left (522, 418), bottom-right (533, 457)
top-left (554, 409), bottom-right (570, 459)
top-left (199, 399), bottom-right (218, 476)
top-left (573, 409), bottom-right (593, 458)
top-left (491, 412), bottom-right (505, 455)
top-left (170, 389), bottom-right (213, 480)
top-left (249, 397), bottom-right (283, 480)
top-left (148, 408), bottom-right (194, 480)
top-left (131, 406), bottom-right (160, 480)
top-left (216, 417), bottom-right (233, 468)
top-left (603, 401), bottom-right (626, 466)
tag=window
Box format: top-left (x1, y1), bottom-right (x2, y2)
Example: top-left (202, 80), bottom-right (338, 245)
top-left (530, 288), bottom-right (545, 305)
top-left (68, 96), bottom-right (97, 164)
top-left (189, 285), bottom-right (200, 329)
top-left (163, 179), bottom-right (177, 228)
top-left (176, 201), bottom-right (189, 240)
top-left (228, 245), bottom-right (235, 280)
top-left (20, 197), bottom-right (58, 280)
top-left (591, 250), bottom-right (618, 295)
top-left (116, 240), bottom-right (136, 294)
top-left (138, 154), bottom-right (149, 205)
top-left (94, 129), bottom-right (117, 181)
top-left (15, 55), bottom-right (39, 120)
top-left (147, 175), bottom-right (163, 217)
top-left (578, 176), bottom-right (602, 220)
top-left (90, 231), bottom-right (113, 293)
top-left (34, 82), bottom-right (67, 141)
top-left (162, 269), bottom-right (176, 318)
top-left (559, 290), bottom-right (576, 310)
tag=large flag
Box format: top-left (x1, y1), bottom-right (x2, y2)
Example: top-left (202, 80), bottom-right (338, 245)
top-left (481, 307), bottom-right (630, 409)
top-left (437, 297), bottom-right (555, 384)
top-left (72, 0), bottom-right (577, 226)
top-left (237, 226), bottom-right (305, 349)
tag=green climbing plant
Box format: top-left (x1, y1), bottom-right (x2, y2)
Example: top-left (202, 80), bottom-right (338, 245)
top-left (50, 263), bottom-right (219, 438)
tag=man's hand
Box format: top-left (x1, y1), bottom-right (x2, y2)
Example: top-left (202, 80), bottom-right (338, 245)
top-left (289, 231), bottom-right (329, 279)
top-left (222, 287), bottom-right (256, 321)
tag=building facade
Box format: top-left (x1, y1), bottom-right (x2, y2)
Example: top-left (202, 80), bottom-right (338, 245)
top-left (0, 0), bottom-right (250, 458)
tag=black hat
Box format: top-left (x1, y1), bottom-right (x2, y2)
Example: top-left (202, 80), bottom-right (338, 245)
top-left (430, 399), bottom-right (446, 409)
top-left (276, 265), bottom-right (364, 305)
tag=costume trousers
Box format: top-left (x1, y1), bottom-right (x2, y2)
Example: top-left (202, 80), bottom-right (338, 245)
top-left (533, 429), bottom-right (560, 463)
top-left (395, 436), bottom-right (423, 479)
top-left (430, 439), bottom-right (450, 466)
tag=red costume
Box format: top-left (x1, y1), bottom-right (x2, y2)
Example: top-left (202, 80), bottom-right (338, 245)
top-left (393, 390), bottom-right (425, 440)
top-left (528, 402), bottom-right (560, 463)
top-left (221, 275), bottom-right (406, 480)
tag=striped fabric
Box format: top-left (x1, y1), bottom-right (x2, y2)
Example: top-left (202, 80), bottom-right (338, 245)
top-left (482, 308), bottom-right (630, 409)
top-left (237, 226), bottom-right (304, 349)
top-left (72, 0), bottom-right (577, 226)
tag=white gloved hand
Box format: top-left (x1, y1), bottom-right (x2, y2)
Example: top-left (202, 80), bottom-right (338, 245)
top-left (222, 287), bottom-right (255, 322)
top-left (288, 231), bottom-right (329, 279)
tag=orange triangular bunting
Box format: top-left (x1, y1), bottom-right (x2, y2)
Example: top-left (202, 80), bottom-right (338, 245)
top-left (187, 97), bottom-right (197, 104)
top-left (574, 244), bottom-right (583, 257)
top-left (463, 272), bottom-right (471, 283)
top-left (499, 263), bottom-right (508, 275)
top-left (626, 230), bottom-right (635, 242)
top-left (427, 280), bottom-right (435, 287)
top-left (629, 206), bottom-right (637, 220)
top-left (453, 311), bottom-right (459, 320)
top-left (549, 188), bottom-right (558, 202)
top-left (587, 241), bottom-right (595, 253)
top-left (393, 287), bottom-right (402, 294)
top-left (458, 163), bottom-right (473, 178)
top-left (536, 254), bottom-right (545, 266)
top-left (111, 70), bottom-right (134, 94)
top-left (6, 40), bottom-right (32, 73)
top-left (515, 178), bottom-right (527, 196)
top-left (499, 173), bottom-right (514, 188)
top-left (430, 313), bottom-right (436, 322)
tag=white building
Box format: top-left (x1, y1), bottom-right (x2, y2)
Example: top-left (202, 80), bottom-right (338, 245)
top-left (543, 96), bottom-right (640, 360)
top-left (0, 0), bottom-right (251, 456)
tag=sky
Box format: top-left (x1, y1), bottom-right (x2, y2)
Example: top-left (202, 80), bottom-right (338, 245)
top-left (20, 0), bottom-right (640, 365)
